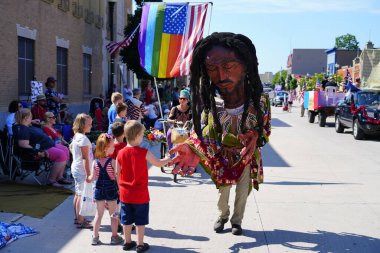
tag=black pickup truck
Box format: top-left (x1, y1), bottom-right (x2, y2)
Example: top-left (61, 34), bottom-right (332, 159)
top-left (335, 89), bottom-right (380, 140)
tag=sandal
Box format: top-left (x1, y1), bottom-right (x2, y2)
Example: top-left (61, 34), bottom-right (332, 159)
top-left (123, 241), bottom-right (136, 251)
top-left (57, 178), bottom-right (72, 185)
top-left (47, 181), bottom-right (64, 187)
top-left (74, 218), bottom-right (91, 225)
top-left (77, 221), bottom-right (93, 229)
top-left (136, 243), bottom-right (150, 253)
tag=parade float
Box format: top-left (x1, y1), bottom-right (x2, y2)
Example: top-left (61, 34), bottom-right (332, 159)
top-left (304, 87), bottom-right (346, 127)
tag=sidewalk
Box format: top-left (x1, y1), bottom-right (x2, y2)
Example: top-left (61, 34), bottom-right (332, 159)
top-left (1, 143), bottom-right (270, 253)
top-left (2, 105), bottom-right (380, 252)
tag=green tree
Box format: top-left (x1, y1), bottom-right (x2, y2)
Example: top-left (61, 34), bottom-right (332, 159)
top-left (335, 34), bottom-right (359, 50)
top-left (289, 78), bottom-right (298, 90)
top-left (120, 0), bottom-right (162, 79)
top-left (272, 70), bottom-right (287, 89)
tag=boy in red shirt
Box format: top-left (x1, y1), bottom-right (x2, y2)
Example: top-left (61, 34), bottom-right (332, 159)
top-left (109, 121), bottom-right (126, 233)
top-left (109, 122), bottom-right (126, 159)
top-left (116, 120), bottom-right (171, 252)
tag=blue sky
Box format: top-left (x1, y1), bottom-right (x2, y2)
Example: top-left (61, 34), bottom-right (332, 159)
top-left (166, 0), bottom-right (380, 74)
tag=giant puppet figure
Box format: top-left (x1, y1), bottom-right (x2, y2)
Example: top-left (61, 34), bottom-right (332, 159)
top-left (170, 32), bottom-right (271, 235)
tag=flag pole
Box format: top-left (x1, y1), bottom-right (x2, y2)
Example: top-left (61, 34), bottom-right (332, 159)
top-left (206, 2), bottom-right (213, 35)
top-left (153, 77), bottom-right (167, 138)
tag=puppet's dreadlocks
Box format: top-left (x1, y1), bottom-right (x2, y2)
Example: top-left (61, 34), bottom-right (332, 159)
top-left (190, 32), bottom-right (264, 144)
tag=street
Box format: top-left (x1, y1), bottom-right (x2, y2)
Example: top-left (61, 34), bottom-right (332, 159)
top-left (3, 102), bottom-right (380, 253)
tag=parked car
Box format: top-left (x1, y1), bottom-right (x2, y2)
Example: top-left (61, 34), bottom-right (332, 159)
top-left (335, 89), bottom-right (380, 140)
top-left (263, 87), bottom-right (275, 100)
top-left (272, 91), bottom-right (288, 107)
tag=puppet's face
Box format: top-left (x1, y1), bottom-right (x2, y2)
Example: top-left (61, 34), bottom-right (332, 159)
top-left (205, 46), bottom-right (246, 95)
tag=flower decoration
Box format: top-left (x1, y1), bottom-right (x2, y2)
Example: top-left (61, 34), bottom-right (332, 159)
top-left (144, 128), bottom-right (167, 144)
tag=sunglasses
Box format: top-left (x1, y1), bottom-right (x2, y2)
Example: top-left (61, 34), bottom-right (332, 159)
top-left (179, 97), bottom-right (188, 100)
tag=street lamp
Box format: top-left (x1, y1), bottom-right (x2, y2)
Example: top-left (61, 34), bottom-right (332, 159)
top-left (108, 0), bottom-right (117, 98)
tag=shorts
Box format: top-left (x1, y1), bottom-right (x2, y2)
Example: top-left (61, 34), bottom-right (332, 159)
top-left (120, 202), bottom-right (149, 226)
top-left (72, 173), bottom-right (85, 195)
top-left (94, 181), bottom-right (118, 201)
top-left (46, 144), bottom-right (70, 163)
top-left (288, 101), bottom-right (293, 105)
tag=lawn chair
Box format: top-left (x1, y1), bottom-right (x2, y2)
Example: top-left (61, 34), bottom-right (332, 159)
top-left (0, 129), bottom-right (8, 176)
top-left (8, 136), bottom-right (53, 185)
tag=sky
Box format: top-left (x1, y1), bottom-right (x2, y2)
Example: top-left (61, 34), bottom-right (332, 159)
top-left (163, 0), bottom-right (380, 74)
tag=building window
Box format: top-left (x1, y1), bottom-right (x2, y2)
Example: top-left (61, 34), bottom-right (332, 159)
top-left (83, 53), bottom-right (91, 95)
top-left (18, 37), bottom-right (35, 96)
top-left (57, 47), bottom-right (68, 94)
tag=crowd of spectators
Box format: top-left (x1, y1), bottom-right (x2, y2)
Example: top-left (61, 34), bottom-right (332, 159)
top-left (2, 77), bottom-right (191, 188)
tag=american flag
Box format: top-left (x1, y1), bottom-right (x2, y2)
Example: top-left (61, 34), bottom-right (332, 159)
top-left (177, 4), bottom-right (209, 77)
top-left (106, 24), bottom-right (140, 55)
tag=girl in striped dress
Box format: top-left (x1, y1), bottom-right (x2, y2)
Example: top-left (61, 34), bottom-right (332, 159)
top-left (89, 133), bottom-right (124, 245)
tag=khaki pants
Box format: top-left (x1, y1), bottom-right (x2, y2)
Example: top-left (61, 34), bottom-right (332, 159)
top-left (217, 166), bottom-right (250, 225)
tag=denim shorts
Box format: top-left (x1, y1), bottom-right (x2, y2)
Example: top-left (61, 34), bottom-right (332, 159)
top-left (120, 202), bottom-right (149, 226)
top-left (94, 182), bottom-right (118, 201)
top-left (72, 173), bottom-right (85, 195)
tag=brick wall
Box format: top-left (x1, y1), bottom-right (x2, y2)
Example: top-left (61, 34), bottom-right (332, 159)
top-left (0, 0), bottom-right (105, 126)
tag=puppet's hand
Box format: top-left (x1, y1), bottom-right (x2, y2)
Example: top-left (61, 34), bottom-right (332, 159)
top-left (238, 130), bottom-right (259, 163)
top-left (169, 143), bottom-right (200, 175)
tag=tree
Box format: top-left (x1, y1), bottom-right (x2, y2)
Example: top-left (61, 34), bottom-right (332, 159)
top-left (272, 70), bottom-right (287, 88)
top-left (289, 78), bottom-right (298, 90)
top-left (335, 34), bottom-right (359, 50)
top-left (120, 0), bottom-right (163, 79)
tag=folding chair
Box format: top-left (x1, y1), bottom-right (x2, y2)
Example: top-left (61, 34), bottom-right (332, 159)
top-left (0, 129), bottom-right (7, 176)
top-left (9, 136), bottom-right (53, 185)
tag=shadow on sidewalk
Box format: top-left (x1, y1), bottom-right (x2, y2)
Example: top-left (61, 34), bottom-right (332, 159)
top-left (146, 227), bottom-right (209, 241)
top-left (146, 245), bottom-right (200, 252)
top-left (264, 181), bottom-right (359, 186)
top-left (228, 229), bottom-right (380, 253)
top-left (272, 118), bottom-right (292, 127)
top-left (262, 144), bottom-right (290, 168)
top-left (149, 166), bottom-right (213, 188)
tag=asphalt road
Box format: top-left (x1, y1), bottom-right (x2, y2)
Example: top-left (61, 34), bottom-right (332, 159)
top-left (2, 102), bottom-right (380, 253)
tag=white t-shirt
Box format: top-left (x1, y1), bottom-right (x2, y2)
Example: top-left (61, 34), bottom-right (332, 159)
top-left (130, 97), bottom-right (143, 107)
top-left (70, 133), bottom-right (93, 177)
top-left (145, 104), bottom-right (158, 119)
top-left (5, 113), bottom-right (15, 135)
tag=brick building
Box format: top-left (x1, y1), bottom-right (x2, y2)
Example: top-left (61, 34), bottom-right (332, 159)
top-left (325, 47), bottom-right (361, 74)
top-left (336, 41), bottom-right (380, 88)
top-left (0, 0), bottom-right (133, 127)
top-left (287, 49), bottom-right (327, 76)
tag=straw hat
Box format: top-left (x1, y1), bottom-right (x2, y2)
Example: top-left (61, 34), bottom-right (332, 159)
top-left (36, 95), bottom-right (46, 101)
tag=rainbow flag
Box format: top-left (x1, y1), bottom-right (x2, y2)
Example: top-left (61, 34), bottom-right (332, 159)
top-left (138, 3), bottom-right (208, 78)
